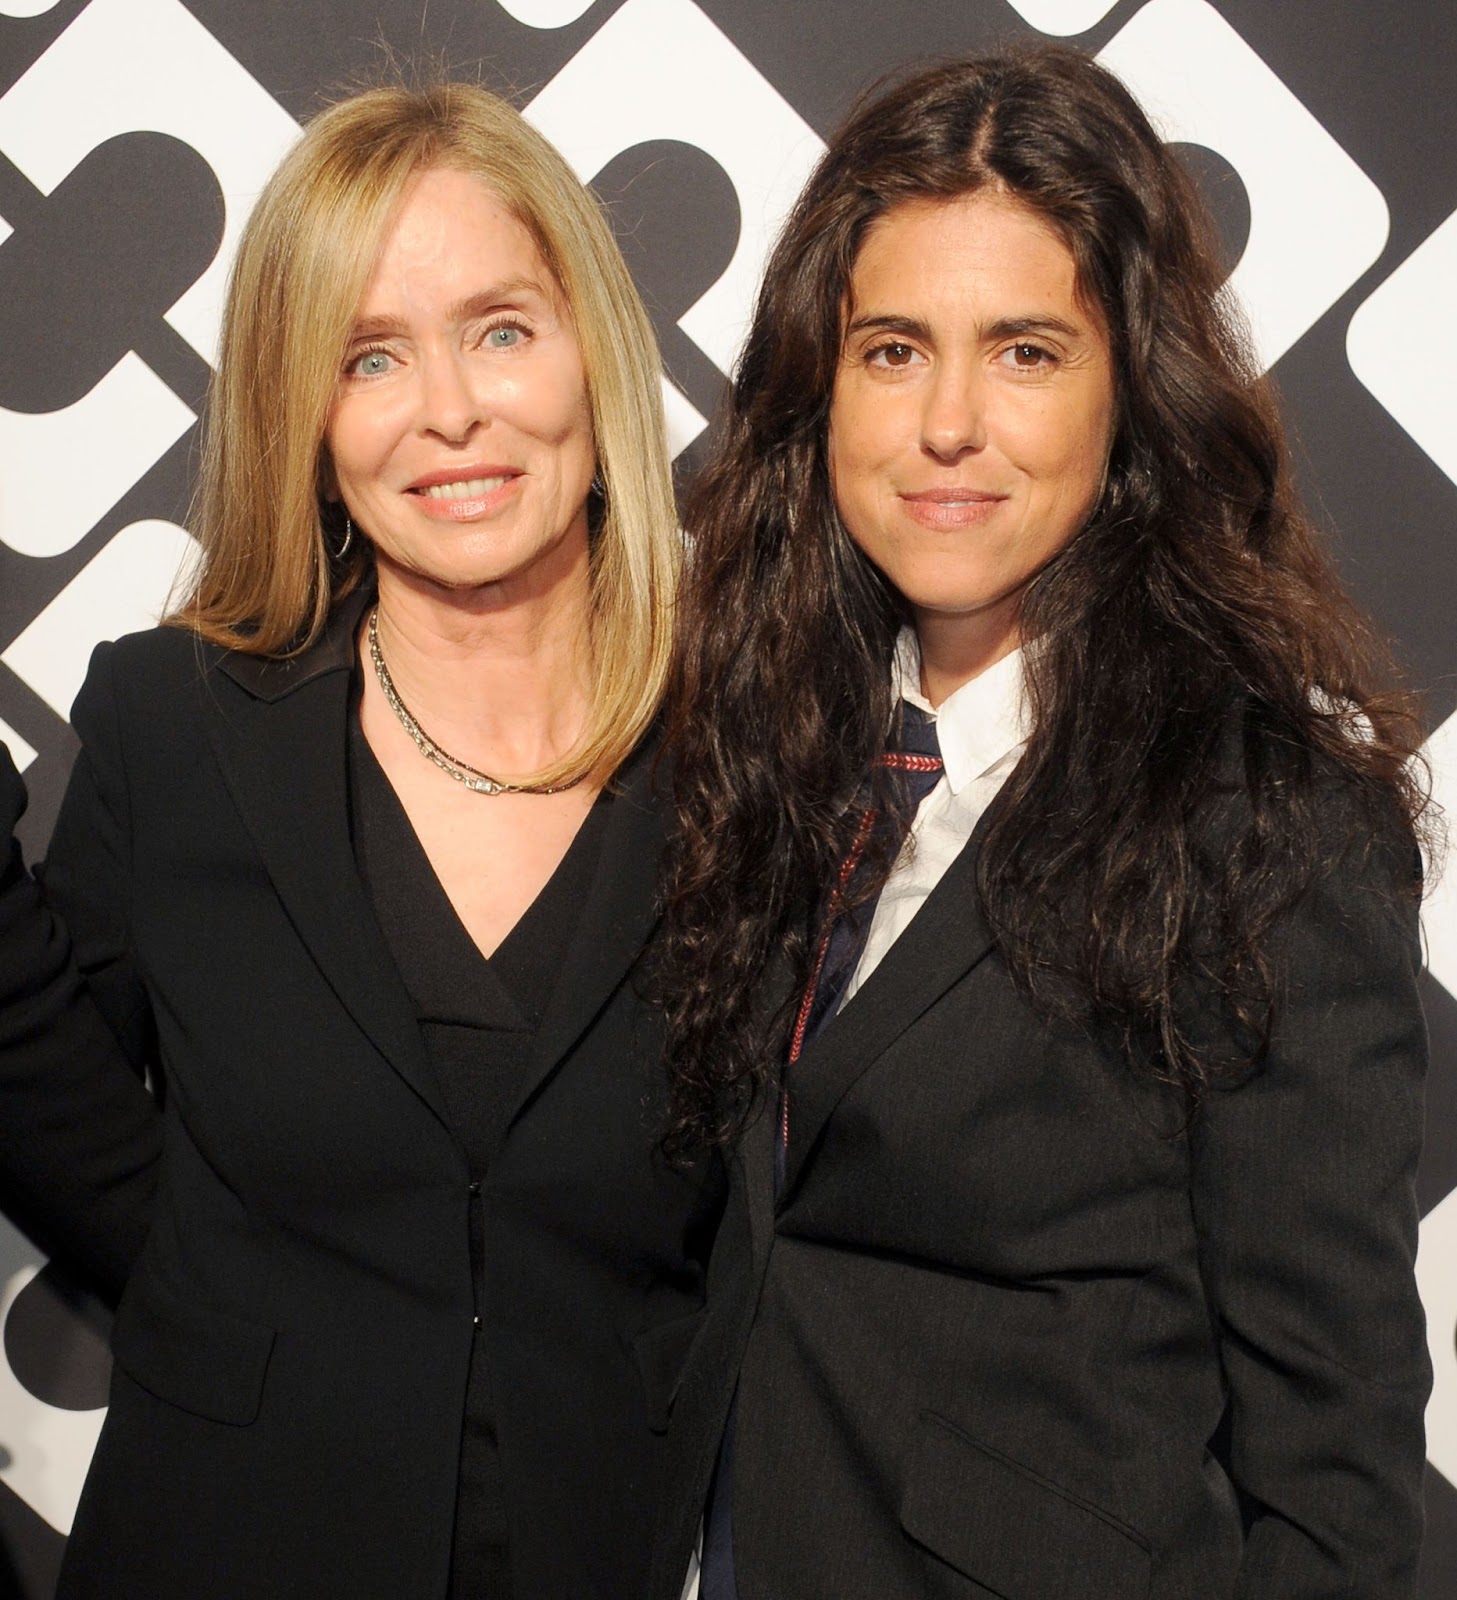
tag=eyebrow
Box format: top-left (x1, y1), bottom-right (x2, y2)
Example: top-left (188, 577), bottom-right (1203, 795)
top-left (843, 311), bottom-right (1088, 344)
top-left (346, 278), bottom-right (556, 341)
top-left (843, 313), bottom-right (933, 343)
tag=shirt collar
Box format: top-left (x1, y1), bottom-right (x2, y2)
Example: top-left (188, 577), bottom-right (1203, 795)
top-left (891, 627), bottom-right (1029, 795)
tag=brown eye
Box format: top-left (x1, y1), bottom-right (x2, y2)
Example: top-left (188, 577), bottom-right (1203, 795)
top-left (1012, 343), bottom-right (1048, 367)
top-left (867, 340), bottom-right (923, 370)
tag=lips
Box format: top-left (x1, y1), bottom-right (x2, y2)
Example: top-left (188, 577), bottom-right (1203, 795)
top-left (404, 465), bottom-right (524, 521)
top-left (900, 488), bottom-right (1005, 504)
top-left (899, 487), bottom-right (1008, 530)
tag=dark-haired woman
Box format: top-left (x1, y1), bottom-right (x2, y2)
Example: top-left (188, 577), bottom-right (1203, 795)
top-left (653, 45), bottom-right (1430, 1600)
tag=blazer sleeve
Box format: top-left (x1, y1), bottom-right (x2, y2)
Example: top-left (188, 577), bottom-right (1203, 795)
top-left (42, 643), bottom-right (156, 1067)
top-left (1188, 797), bottom-right (1430, 1599)
top-left (0, 709), bottom-right (161, 1303)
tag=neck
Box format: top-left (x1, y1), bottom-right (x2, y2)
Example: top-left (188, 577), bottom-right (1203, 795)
top-left (369, 558), bottom-right (593, 777)
top-left (913, 604), bottom-right (1020, 708)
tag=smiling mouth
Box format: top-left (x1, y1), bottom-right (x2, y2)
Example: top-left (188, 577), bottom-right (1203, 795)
top-left (412, 475), bottom-right (517, 500)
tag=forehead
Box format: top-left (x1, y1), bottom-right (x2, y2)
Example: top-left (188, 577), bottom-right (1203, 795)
top-left (848, 191), bottom-right (1086, 316)
top-left (359, 165), bottom-right (562, 308)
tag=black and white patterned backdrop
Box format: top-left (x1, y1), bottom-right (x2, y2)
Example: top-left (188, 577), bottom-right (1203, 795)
top-left (0, 0), bottom-right (1452, 1593)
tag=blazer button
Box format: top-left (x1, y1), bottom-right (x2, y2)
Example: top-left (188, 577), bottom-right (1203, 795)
top-left (468, 1180), bottom-right (481, 1196)
top-left (472, 1315), bottom-right (481, 1330)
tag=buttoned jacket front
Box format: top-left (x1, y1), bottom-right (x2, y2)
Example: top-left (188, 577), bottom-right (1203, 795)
top-left (43, 595), bottom-right (722, 1600)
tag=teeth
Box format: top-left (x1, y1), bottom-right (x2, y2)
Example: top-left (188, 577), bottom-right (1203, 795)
top-left (419, 476), bottom-right (510, 499)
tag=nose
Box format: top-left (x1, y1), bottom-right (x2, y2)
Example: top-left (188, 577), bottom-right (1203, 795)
top-left (417, 346), bottom-right (484, 444)
top-left (920, 360), bottom-right (987, 462)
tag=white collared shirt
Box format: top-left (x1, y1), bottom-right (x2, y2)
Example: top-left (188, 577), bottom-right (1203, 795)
top-left (837, 629), bottom-right (1030, 1011)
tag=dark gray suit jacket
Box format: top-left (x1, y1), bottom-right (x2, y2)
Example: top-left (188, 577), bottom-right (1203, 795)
top-left (654, 772), bottom-right (1429, 1600)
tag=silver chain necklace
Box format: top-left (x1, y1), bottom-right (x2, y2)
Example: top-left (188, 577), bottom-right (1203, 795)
top-left (367, 607), bottom-right (585, 796)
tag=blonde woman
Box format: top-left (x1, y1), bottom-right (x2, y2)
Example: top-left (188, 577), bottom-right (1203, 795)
top-left (40, 84), bottom-right (723, 1600)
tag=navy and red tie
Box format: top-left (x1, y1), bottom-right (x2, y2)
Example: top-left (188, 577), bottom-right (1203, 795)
top-left (781, 701), bottom-right (945, 1166)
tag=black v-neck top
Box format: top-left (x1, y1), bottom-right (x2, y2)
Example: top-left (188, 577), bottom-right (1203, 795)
top-left (347, 707), bottom-right (611, 1600)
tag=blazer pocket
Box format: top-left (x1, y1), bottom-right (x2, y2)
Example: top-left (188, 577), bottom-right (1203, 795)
top-left (899, 1412), bottom-right (1151, 1600)
top-left (111, 1271), bottom-right (276, 1426)
top-left (631, 1305), bottom-right (708, 1434)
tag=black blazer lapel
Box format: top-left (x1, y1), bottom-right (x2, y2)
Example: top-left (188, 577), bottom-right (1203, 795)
top-left (779, 809), bottom-right (999, 1202)
top-left (741, 1090), bottom-right (778, 1273)
top-left (509, 735), bottom-right (665, 1127)
top-left (207, 598), bottom-right (447, 1125)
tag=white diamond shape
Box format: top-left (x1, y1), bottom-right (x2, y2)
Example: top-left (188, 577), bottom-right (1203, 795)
top-left (0, 356), bottom-right (193, 560)
top-left (526, 0), bottom-right (825, 382)
top-left (0, 0), bottom-right (300, 368)
top-left (1347, 205), bottom-right (1457, 492)
top-left (1418, 1182), bottom-right (1457, 1489)
top-left (1099, 0), bottom-right (1389, 374)
top-left (3, 520), bottom-right (200, 721)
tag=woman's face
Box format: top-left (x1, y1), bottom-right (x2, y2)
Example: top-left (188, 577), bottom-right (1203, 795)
top-left (325, 165), bottom-right (595, 605)
top-left (828, 190), bottom-right (1116, 675)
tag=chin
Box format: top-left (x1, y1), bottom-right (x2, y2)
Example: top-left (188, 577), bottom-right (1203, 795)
top-left (897, 581), bottom-right (1002, 617)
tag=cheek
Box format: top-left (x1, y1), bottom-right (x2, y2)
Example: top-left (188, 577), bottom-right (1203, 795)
top-left (828, 399), bottom-right (888, 512)
top-left (565, 388), bottom-right (595, 453)
top-left (526, 350), bottom-right (593, 448)
top-left (1030, 400), bottom-right (1113, 509)
top-left (326, 400), bottom-right (395, 486)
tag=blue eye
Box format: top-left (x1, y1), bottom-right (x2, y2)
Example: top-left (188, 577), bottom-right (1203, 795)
top-left (486, 323), bottom-right (525, 349)
top-left (349, 348), bottom-right (393, 377)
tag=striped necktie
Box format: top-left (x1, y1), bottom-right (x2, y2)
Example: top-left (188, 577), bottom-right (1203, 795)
top-left (799, 701), bottom-right (945, 1043)
top-left (779, 701), bottom-right (945, 1172)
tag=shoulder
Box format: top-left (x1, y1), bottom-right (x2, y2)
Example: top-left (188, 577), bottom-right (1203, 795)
top-left (79, 590), bottom-right (368, 722)
top-left (1194, 694), bottom-right (1418, 861)
top-left (1182, 697), bottom-right (1423, 1023)
top-left (95, 622), bottom-right (219, 672)
top-left (72, 625), bottom-right (230, 727)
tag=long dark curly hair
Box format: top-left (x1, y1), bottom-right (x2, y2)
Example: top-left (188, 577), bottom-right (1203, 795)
top-left (658, 44), bottom-right (1427, 1152)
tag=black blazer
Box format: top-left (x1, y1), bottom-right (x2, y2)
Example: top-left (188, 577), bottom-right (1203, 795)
top-left (40, 597), bottom-right (724, 1600)
top-left (654, 773), bottom-right (1429, 1600)
top-left (0, 746), bottom-right (159, 1299)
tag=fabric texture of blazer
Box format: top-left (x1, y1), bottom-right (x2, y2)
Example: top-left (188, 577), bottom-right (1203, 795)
top-left (0, 745), bottom-right (159, 1300)
top-left (41, 594), bottom-right (724, 1600)
top-left (654, 757), bottom-right (1430, 1600)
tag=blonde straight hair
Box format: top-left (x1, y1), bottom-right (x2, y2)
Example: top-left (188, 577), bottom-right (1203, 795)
top-left (175, 82), bottom-right (679, 785)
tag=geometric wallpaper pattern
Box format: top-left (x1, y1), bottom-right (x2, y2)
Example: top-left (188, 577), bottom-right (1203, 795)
top-left (0, 1), bottom-right (1453, 1593)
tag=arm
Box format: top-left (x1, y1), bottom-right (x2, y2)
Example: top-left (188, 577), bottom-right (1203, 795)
top-left (1189, 804), bottom-right (1429, 1598)
top-left (0, 727), bottom-right (161, 1303)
